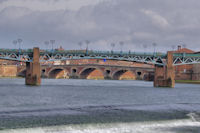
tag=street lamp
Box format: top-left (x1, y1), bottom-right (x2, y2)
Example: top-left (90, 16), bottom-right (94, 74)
top-left (44, 41), bottom-right (49, 50)
top-left (13, 40), bottom-right (18, 49)
top-left (85, 40), bottom-right (90, 51)
top-left (17, 38), bottom-right (23, 50)
top-left (78, 42), bottom-right (83, 50)
top-left (50, 40), bottom-right (55, 52)
top-left (119, 41), bottom-right (124, 52)
top-left (111, 43), bottom-right (115, 51)
top-left (152, 42), bottom-right (157, 53)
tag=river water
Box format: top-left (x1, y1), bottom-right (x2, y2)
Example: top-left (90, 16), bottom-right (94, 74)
top-left (0, 79), bottom-right (200, 133)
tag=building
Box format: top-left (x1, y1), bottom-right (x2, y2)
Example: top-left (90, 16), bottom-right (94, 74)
top-left (173, 45), bottom-right (200, 80)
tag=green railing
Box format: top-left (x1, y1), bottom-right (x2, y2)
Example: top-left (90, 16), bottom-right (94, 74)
top-left (173, 53), bottom-right (200, 57)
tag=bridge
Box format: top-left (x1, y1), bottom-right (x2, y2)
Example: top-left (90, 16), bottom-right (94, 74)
top-left (17, 64), bottom-right (154, 80)
top-left (1, 47), bottom-right (200, 87)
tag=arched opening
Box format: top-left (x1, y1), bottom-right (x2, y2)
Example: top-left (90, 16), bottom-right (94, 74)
top-left (120, 71), bottom-right (136, 80)
top-left (41, 69), bottom-right (47, 78)
top-left (72, 69), bottom-right (77, 74)
top-left (104, 69), bottom-right (111, 80)
top-left (113, 70), bottom-right (136, 80)
top-left (106, 70), bottom-right (111, 74)
top-left (137, 71), bottom-right (142, 76)
top-left (49, 68), bottom-right (69, 79)
top-left (80, 68), bottom-right (104, 80)
top-left (42, 69), bottom-right (46, 73)
top-left (17, 69), bottom-right (26, 77)
top-left (136, 71), bottom-right (143, 80)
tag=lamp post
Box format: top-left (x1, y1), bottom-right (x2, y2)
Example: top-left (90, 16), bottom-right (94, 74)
top-left (85, 40), bottom-right (90, 51)
top-left (119, 41), bottom-right (124, 52)
top-left (152, 42), bottom-right (157, 53)
top-left (44, 41), bottom-right (49, 51)
top-left (111, 43), bottom-right (115, 52)
top-left (78, 42), bottom-right (83, 50)
top-left (17, 38), bottom-right (22, 50)
top-left (50, 40), bottom-right (55, 52)
top-left (13, 40), bottom-right (17, 49)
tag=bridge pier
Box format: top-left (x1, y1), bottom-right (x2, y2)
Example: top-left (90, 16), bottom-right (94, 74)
top-left (25, 47), bottom-right (41, 85)
top-left (154, 51), bottom-right (175, 88)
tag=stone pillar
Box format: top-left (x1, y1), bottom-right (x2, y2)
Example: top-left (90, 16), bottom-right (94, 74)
top-left (154, 51), bottom-right (175, 88)
top-left (25, 47), bottom-right (41, 85)
top-left (166, 51), bottom-right (175, 87)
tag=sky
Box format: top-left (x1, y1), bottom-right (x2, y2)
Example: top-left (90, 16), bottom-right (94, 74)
top-left (0, 0), bottom-right (200, 52)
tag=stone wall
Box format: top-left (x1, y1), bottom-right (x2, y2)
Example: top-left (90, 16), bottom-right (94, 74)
top-left (0, 65), bottom-right (17, 77)
top-left (192, 64), bottom-right (200, 80)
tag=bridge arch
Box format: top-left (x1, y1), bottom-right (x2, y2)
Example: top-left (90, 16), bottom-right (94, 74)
top-left (135, 70), bottom-right (146, 80)
top-left (79, 67), bottom-right (104, 79)
top-left (48, 68), bottom-right (69, 79)
top-left (17, 69), bottom-right (26, 77)
top-left (112, 69), bottom-right (136, 80)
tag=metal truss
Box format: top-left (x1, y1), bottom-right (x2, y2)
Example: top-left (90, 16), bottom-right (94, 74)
top-left (173, 53), bottom-right (200, 66)
top-left (0, 50), bottom-right (32, 62)
top-left (1, 49), bottom-right (200, 66)
top-left (39, 51), bottom-right (166, 66)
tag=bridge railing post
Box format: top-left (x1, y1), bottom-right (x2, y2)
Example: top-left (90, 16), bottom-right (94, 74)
top-left (25, 47), bottom-right (41, 85)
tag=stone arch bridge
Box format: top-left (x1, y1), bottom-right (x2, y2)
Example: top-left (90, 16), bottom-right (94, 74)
top-left (17, 64), bottom-right (154, 81)
top-left (2, 47), bottom-right (200, 87)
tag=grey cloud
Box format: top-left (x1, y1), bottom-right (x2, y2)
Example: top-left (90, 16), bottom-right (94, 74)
top-left (0, 0), bottom-right (200, 52)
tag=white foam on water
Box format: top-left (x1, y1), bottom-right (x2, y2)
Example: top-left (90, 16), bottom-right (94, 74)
top-left (1, 119), bottom-right (200, 133)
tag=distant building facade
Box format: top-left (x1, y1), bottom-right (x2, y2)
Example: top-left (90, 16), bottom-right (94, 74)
top-left (173, 45), bottom-right (200, 80)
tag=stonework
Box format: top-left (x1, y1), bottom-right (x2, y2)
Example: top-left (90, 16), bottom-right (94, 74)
top-left (0, 65), bottom-right (17, 77)
top-left (25, 48), bottom-right (41, 86)
top-left (154, 52), bottom-right (175, 88)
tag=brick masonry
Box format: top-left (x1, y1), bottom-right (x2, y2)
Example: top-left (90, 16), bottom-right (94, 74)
top-left (0, 65), bottom-right (17, 77)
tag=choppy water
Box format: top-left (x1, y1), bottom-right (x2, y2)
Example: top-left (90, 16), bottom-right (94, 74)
top-left (0, 79), bottom-right (200, 133)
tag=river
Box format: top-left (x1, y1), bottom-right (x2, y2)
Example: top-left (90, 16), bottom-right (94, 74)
top-left (0, 78), bottom-right (200, 133)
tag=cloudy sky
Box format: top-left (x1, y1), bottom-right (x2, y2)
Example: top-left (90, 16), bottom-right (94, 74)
top-left (0, 0), bottom-right (200, 52)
